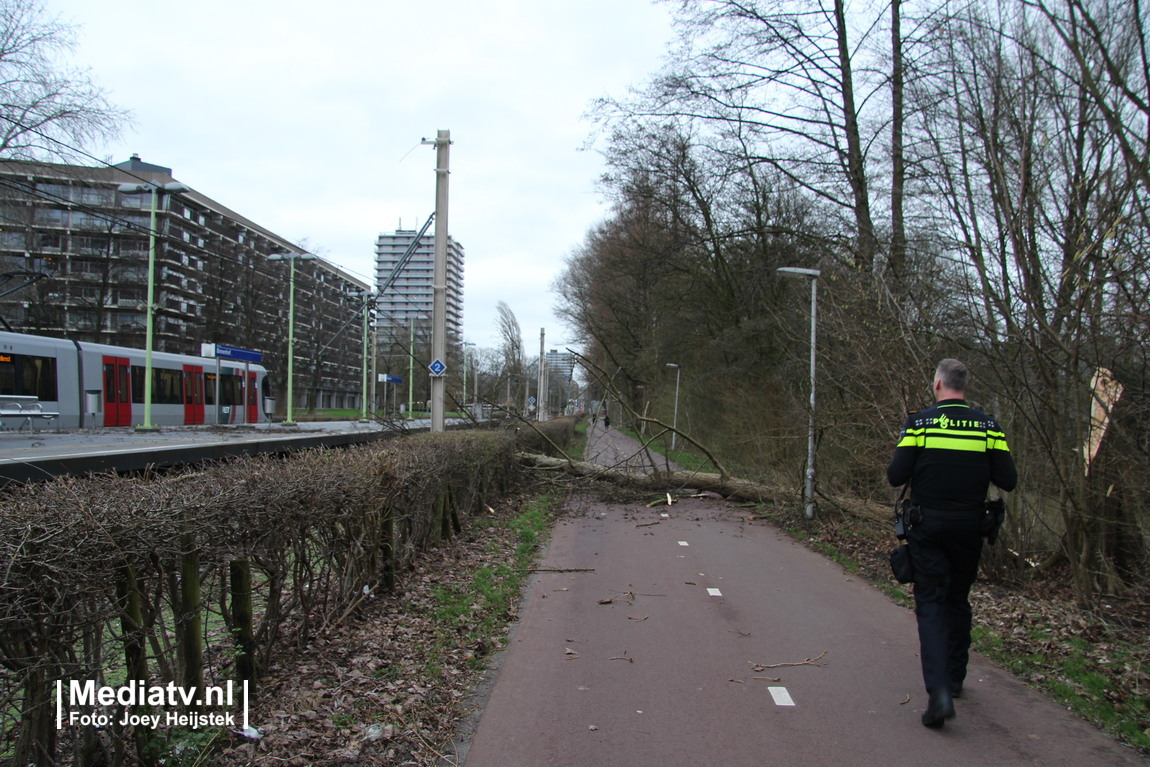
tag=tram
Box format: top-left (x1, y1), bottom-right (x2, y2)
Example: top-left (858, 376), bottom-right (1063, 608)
top-left (0, 330), bottom-right (271, 430)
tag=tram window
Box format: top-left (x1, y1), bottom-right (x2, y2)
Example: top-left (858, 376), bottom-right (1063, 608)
top-left (130, 366), bottom-right (183, 404)
top-left (0, 354), bottom-right (57, 399)
top-left (131, 366), bottom-right (143, 403)
top-left (154, 369), bottom-right (182, 405)
top-left (204, 373), bottom-right (216, 405)
top-left (0, 356), bottom-right (14, 395)
top-left (220, 374), bottom-right (241, 406)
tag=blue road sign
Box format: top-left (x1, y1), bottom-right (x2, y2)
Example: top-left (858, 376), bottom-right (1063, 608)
top-left (382, 374), bottom-right (403, 384)
top-left (429, 359), bottom-right (447, 377)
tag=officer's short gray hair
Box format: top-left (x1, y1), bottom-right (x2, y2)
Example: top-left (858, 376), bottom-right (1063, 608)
top-left (935, 359), bottom-right (969, 392)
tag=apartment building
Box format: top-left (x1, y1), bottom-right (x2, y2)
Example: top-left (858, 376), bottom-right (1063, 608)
top-left (0, 155), bottom-right (371, 413)
top-left (374, 226), bottom-right (464, 339)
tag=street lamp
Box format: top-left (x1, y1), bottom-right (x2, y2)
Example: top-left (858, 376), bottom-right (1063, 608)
top-left (777, 266), bottom-right (821, 519)
top-left (665, 363), bottom-right (681, 450)
top-left (267, 252), bottom-right (316, 425)
top-left (117, 180), bottom-right (191, 430)
top-left (462, 341), bottom-right (476, 417)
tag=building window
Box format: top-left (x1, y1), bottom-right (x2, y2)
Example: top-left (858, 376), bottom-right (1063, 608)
top-left (76, 187), bottom-right (114, 206)
top-left (70, 211), bottom-right (114, 230)
top-left (37, 232), bottom-right (62, 251)
top-left (34, 183), bottom-right (71, 202)
top-left (119, 193), bottom-right (146, 209)
top-left (0, 230), bottom-right (25, 249)
top-left (33, 208), bottom-right (68, 226)
top-left (74, 235), bottom-right (112, 255)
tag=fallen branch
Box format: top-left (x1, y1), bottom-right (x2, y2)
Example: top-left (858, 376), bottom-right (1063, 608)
top-left (753, 650), bottom-right (829, 669)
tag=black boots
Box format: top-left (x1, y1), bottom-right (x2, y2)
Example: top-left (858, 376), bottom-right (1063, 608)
top-left (922, 687), bottom-right (956, 728)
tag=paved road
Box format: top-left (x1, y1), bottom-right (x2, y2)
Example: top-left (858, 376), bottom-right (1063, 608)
top-left (583, 421), bottom-right (684, 474)
top-left (455, 430), bottom-right (1145, 766)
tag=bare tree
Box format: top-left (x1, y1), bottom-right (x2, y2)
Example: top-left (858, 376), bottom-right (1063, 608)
top-left (595, 0), bottom-right (889, 269)
top-left (0, 0), bottom-right (125, 160)
top-left (907, 1), bottom-right (1149, 599)
top-left (495, 301), bottom-right (525, 410)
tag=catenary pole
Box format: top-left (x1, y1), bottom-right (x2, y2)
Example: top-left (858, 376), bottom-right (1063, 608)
top-left (425, 130), bottom-right (451, 433)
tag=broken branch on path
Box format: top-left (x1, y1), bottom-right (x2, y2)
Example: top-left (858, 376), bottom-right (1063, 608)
top-left (753, 650), bottom-right (829, 669)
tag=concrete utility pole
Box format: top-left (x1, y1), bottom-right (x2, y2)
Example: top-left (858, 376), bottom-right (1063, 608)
top-left (424, 130), bottom-right (451, 433)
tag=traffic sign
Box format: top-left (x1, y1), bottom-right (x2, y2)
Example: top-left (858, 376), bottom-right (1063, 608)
top-left (429, 359), bottom-right (447, 377)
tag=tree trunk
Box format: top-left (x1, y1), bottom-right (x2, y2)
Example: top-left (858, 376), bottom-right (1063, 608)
top-left (518, 452), bottom-right (784, 504)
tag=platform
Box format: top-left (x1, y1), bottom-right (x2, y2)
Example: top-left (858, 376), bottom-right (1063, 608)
top-left (0, 420), bottom-right (424, 485)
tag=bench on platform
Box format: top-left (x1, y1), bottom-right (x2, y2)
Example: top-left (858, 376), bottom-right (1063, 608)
top-left (0, 396), bottom-right (60, 432)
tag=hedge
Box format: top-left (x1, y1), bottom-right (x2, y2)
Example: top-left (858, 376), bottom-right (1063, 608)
top-left (0, 429), bottom-right (524, 766)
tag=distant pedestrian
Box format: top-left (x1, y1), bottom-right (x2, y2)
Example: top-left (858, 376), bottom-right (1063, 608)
top-left (887, 359), bottom-right (1017, 728)
top-left (602, 413), bottom-right (610, 429)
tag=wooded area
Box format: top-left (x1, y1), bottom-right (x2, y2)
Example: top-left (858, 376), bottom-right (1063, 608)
top-left (556, 0), bottom-right (1149, 604)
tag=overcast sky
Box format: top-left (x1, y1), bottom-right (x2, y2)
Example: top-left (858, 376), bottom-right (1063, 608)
top-left (45, 0), bottom-right (674, 351)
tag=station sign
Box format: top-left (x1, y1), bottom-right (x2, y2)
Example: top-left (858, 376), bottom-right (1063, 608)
top-left (201, 343), bottom-right (263, 363)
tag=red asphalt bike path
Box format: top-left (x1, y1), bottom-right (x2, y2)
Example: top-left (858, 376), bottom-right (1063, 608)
top-left (457, 429), bottom-right (1146, 766)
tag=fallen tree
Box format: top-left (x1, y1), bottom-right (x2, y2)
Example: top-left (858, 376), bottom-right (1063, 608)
top-left (518, 452), bottom-right (785, 504)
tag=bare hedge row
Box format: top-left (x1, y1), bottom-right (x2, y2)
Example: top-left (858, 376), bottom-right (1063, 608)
top-left (0, 427), bottom-right (540, 766)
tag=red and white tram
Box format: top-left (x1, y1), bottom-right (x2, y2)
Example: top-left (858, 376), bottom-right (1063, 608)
top-left (0, 330), bottom-right (271, 429)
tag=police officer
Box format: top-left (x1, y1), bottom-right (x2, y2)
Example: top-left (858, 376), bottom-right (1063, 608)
top-left (887, 359), bottom-right (1017, 728)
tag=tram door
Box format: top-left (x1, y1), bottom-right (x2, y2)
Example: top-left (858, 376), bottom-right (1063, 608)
top-left (246, 372), bottom-right (258, 424)
top-left (102, 356), bottom-right (131, 427)
top-left (183, 365), bottom-right (205, 425)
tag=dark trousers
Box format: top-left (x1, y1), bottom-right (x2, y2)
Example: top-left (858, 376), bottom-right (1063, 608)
top-left (906, 509), bottom-right (984, 693)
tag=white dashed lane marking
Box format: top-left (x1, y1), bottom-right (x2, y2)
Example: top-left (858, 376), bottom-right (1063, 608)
top-left (769, 687), bottom-right (796, 706)
top-left (665, 518), bottom-right (796, 711)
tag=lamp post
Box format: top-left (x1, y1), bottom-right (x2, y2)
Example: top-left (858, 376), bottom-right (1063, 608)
top-left (117, 180), bottom-right (190, 430)
top-left (777, 267), bottom-right (821, 519)
top-left (665, 363), bottom-right (681, 450)
top-left (462, 341), bottom-right (476, 418)
top-left (268, 252), bottom-right (316, 425)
